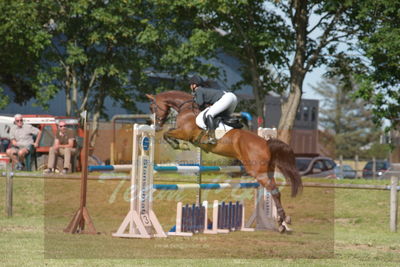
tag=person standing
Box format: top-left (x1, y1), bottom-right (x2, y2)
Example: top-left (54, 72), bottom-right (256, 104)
top-left (44, 121), bottom-right (77, 174)
top-left (6, 114), bottom-right (40, 170)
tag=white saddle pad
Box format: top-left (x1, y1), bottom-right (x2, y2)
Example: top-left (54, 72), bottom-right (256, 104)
top-left (196, 109), bottom-right (233, 140)
top-left (215, 123), bottom-right (233, 139)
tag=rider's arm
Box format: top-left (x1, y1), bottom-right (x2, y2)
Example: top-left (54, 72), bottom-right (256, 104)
top-left (194, 90), bottom-right (204, 107)
top-left (58, 138), bottom-right (75, 149)
top-left (9, 127), bottom-right (18, 147)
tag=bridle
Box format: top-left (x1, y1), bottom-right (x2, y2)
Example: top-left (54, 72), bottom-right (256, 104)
top-left (150, 98), bottom-right (198, 126)
top-left (150, 101), bottom-right (168, 126)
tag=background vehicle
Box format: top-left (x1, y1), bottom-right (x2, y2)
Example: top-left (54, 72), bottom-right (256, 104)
top-left (295, 154), bottom-right (337, 178)
top-left (335, 164), bottom-right (357, 179)
top-left (362, 160), bottom-right (390, 179)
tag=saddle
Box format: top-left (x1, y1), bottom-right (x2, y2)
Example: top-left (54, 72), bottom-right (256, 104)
top-left (203, 113), bottom-right (244, 129)
top-left (217, 116), bottom-right (243, 129)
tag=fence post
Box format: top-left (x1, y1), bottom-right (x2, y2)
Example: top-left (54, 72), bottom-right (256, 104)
top-left (373, 157), bottom-right (376, 180)
top-left (339, 155), bottom-right (343, 179)
top-left (390, 175), bottom-right (398, 232)
top-left (6, 163), bottom-right (13, 217)
top-left (355, 155), bottom-right (359, 178)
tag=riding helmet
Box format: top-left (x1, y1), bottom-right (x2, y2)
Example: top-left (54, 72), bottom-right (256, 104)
top-left (189, 75), bottom-right (204, 86)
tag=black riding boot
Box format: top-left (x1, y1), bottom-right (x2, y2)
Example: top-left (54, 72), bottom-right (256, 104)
top-left (205, 115), bottom-right (217, 144)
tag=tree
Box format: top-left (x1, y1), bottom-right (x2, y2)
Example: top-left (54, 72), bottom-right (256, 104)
top-left (28, 0), bottom-right (217, 144)
top-left (0, 0), bottom-right (51, 107)
top-left (185, 0), bottom-right (291, 118)
top-left (352, 0), bottom-right (400, 130)
top-left (271, 0), bottom-right (366, 143)
top-left (0, 0), bottom-right (221, 146)
top-left (175, 0), bottom-right (366, 144)
top-left (313, 74), bottom-right (385, 158)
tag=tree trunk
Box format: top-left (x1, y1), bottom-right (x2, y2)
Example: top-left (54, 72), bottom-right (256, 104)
top-left (65, 66), bottom-right (72, 117)
top-left (278, 74), bottom-right (304, 144)
top-left (90, 83), bottom-right (106, 147)
top-left (278, 0), bottom-right (308, 144)
top-left (250, 65), bottom-right (264, 120)
top-left (71, 68), bottom-right (78, 117)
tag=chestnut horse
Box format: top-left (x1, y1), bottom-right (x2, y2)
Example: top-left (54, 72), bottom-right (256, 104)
top-left (146, 90), bottom-right (302, 232)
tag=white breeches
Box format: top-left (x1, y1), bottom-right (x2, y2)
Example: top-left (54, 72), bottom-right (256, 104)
top-left (195, 92), bottom-right (238, 129)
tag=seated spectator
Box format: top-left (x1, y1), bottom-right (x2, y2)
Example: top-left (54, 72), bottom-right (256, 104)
top-left (44, 121), bottom-right (77, 174)
top-left (6, 114), bottom-right (40, 170)
top-left (1, 124), bottom-right (11, 152)
top-left (0, 138), bottom-right (9, 152)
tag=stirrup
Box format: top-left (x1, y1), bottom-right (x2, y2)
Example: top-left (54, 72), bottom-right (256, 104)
top-left (207, 130), bottom-right (217, 145)
top-left (208, 138), bottom-right (217, 145)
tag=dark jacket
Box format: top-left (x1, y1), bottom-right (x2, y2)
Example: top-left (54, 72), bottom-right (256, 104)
top-left (193, 87), bottom-right (225, 110)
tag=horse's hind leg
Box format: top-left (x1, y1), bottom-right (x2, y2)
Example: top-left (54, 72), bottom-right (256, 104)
top-left (256, 171), bottom-right (290, 233)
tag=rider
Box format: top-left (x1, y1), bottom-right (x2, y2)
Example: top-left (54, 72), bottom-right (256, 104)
top-left (189, 75), bottom-right (238, 144)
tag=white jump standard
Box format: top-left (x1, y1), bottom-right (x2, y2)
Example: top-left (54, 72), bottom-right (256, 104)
top-left (112, 124), bottom-right (166, 238)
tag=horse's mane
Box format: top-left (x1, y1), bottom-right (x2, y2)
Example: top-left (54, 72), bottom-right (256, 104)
top-left (156, 90), bottom-right (192, 100)
top-left (156, 90), bottom-right (196, 111)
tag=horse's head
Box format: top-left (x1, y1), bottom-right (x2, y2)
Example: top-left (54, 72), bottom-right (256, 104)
top-left (146, 94), bottom-right (170, 130)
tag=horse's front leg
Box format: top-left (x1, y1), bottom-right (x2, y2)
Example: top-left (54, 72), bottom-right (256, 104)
top-left (163, 128), bottom-right (190, 150)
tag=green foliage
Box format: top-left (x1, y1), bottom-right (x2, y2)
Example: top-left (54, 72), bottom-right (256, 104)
top-left (1, 0), bottom-right (399, 142)
top-left (0, 0), bottom-right (221, 117)
top-left (0, 0), bottom-right (51, 105)
top-left (362, 143), bottom-right (391, 159)
top-left (352, 0), bottom-right (400, 130)
top-left (0, 88), bottom-right (9, 108)
top-left (313, 74), bottom-right (386, 158)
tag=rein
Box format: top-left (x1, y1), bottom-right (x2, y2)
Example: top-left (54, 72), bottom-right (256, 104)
top-left (176, 99), bottom-right (197, 113)
top-left (151, 97), bottom-right (199, 124)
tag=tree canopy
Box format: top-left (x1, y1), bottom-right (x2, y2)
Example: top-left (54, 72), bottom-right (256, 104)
top-left (1, 0), bottom-right (399, 147)
top-left (313, 74), bottom-right (388, 158)
top-left (352, 0), bottom-right (400, 130)
top-left (0, 0), bottom-right (51, 106)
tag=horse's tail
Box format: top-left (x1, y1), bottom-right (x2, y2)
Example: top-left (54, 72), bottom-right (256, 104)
top-left (268, 138), bottom-right (303, 197)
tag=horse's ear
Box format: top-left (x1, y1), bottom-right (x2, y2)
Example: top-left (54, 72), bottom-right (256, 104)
top-left (145, 94), bottom-right (155, 101)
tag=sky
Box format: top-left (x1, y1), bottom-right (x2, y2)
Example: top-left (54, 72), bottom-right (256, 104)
top-left (260, 2), bottom-right (329, 102)
top-left (302, 66), bottom-right (325, 101)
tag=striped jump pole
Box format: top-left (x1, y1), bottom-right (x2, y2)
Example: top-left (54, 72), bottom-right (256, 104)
top-left (88, 165), bottom-right (132, 172)
top-left (88, 164), bottom-right (245, 173)
top-left (153, 182), bottom-right (260, 190)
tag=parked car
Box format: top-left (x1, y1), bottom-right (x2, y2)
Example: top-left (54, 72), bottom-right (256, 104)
top-left (362, 160), bottom-right (391, 179)
top-left (335, 164), bottom-right (357, 179)
top-left (295, 155), bottom-right (337, 178)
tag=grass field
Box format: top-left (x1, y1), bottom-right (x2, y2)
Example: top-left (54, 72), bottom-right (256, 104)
top-left (0, 173), bottom-right (399, 266)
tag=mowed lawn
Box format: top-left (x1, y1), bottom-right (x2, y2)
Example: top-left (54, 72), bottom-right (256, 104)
top-left (0, 174), bottom-right (399, 266)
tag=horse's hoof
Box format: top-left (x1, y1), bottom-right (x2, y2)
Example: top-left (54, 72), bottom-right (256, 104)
top-left (285, 216), bottom-right (292, 225)
top-left (180, 143), bottom-right (190, 150)
top-left (282, 221), bottom-right (293, 232)
top-left (278, 224), bottom-right (286, 233)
